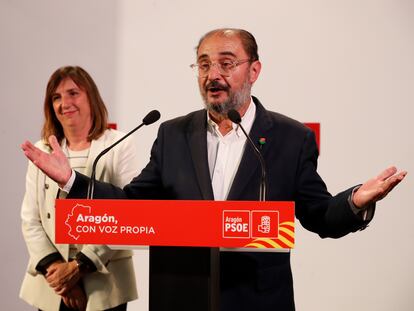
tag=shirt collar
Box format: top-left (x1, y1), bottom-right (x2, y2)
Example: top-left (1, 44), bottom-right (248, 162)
top-left (206, 97), bottom-right (256, 138)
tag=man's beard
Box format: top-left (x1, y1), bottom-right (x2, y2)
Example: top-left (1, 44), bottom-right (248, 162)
top-left (201, 79), bottom-right (251, 116)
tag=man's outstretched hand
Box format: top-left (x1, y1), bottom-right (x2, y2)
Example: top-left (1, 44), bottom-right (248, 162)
top-left (353, 166), bottom-right (407, 208)
top-left (21, 135), bottom-right (72, 187)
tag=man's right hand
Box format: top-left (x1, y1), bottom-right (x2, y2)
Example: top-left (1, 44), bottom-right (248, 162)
top-left (21, 135), bottom-right (72, 187)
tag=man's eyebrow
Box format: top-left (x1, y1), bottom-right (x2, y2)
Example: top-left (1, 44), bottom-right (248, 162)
top-left (197, 51), bottom-right (237, 61)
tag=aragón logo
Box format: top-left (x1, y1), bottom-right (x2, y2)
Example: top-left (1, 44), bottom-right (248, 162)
top-left (64, 203), bottom-right (118, 240)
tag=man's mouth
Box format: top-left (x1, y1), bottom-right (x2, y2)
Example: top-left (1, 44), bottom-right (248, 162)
top-left (206, 82), bottom-right (229, 94)
top-left (208, 87), bottom-right (225, 92)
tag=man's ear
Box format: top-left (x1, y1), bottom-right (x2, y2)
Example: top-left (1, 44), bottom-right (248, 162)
top-left (249, 60), bottom-right (261, 84)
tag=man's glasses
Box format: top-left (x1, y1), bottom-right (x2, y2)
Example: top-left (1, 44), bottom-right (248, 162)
top-left (190, 59), bottom-right (251, 77)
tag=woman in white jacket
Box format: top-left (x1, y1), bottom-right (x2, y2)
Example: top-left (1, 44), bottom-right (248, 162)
top-left (20, 66), bottom-right (139, 311)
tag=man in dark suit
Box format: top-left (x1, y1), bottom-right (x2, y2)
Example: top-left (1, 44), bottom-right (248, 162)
top-left (22, 28), bottom-right (406, 310)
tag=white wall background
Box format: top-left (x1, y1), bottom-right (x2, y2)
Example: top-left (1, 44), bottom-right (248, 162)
top-left (1, 0), bottom-right (413, 310)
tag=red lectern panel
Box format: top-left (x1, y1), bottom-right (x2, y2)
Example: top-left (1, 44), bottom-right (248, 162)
top-left (55, 199), bottom-right (294, 250)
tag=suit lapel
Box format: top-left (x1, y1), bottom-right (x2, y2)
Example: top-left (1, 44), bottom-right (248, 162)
top-left (227, 97), bottom-right (273, 200)
top-left (187, 110), bottom-right (214, 200)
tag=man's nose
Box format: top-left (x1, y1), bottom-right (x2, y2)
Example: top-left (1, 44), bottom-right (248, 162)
top-left (206, 63), bottom-right (222, 80)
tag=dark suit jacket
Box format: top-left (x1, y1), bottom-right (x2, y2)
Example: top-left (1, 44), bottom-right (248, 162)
top-left (70, 97), bottom-right (370, 311)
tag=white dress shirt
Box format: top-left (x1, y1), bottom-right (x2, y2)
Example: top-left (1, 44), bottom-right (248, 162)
top-left (207, 99), bottom-right (256, 200)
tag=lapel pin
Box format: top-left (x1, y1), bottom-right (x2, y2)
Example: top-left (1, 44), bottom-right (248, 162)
top-left (258, 137), bottom-right (266, 149)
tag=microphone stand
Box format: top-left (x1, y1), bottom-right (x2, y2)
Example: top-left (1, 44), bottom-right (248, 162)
top-left (86, 110), bottom-right (161, 199)
top-left (228, 109), bottom-right (266, 201)
top-left (237, 125), bottom-right (266, 202)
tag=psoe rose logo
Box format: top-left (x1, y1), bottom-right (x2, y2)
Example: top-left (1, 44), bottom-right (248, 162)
top-left (251, 211), bottom-right (279, 239)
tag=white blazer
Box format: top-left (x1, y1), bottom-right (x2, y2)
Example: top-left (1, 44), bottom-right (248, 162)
top-left (20, 129), bottom-right (140, 311)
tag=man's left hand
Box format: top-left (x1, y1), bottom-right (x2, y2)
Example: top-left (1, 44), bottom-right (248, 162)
top-left (353, 166), bottom-right (407, 208)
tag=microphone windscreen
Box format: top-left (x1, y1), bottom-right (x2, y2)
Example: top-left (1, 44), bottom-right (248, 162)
top-left (143, 110), bottom-right (161, 125)
top-left (228, 109), bottom-right (241, 124)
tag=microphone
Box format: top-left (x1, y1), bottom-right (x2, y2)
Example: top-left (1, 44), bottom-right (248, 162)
top-left (86, 110), bottom-right (161, 199)
top-left (228, 109), bottom-right (267, 201)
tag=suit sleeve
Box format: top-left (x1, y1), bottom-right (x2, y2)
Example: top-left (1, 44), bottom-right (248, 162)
top-left (21, 161), bottom-right (60, 275)
top-left (294, 129), bottom-right (372, 238)
top-left (123, 124), bottom-right (167, 199)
